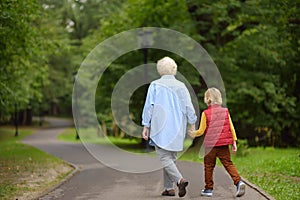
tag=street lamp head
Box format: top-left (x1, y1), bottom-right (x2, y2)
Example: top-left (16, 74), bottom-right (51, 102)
top-left (138, 29), bottom-right (154, 48)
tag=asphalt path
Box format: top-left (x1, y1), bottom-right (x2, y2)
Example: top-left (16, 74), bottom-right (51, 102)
top-left (22, 117), bottom-right (273, 200)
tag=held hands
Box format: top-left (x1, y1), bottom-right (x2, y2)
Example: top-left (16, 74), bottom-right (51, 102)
top-left (189, 124), bottom-right (196, 132)
top-left (143, 125), bottom-right (197, 140)
top-left (232, 141), bottom-right (237, 153)
top-left (188, 124), bottom-right (196, 138)
top-left (142, 126), bottom-right (149, 140)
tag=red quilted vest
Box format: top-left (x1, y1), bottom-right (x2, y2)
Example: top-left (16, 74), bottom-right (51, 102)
top-left (203, 105), bottom-right (233, 147)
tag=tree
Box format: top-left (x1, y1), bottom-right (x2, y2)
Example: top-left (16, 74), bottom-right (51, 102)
top-left (0, 0), bottom-right (49, 124)
top-left (187, 0), bottom-right (299, 147)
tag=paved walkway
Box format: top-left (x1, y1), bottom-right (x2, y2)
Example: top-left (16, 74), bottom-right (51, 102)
top-left (22, 117), bottom-right (273, 200)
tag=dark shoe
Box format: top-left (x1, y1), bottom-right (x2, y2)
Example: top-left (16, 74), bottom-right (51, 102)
top-left (201, 189), bottom-right (213, 197)
top-left (161, 189), bottom-right (175, 196)
top-left (177, 179), bottom-right (189, 197)
top-left (236, 181), bottom-right (246, 197)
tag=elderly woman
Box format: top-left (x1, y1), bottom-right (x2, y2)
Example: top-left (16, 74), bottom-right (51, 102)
top-left (142, 56), bottom-right (197, 197)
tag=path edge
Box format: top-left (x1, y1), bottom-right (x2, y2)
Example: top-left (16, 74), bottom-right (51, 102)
top-left (242, 177), bottom-right (276, 200)
top-left (34, 160), bottom-right (80, 200)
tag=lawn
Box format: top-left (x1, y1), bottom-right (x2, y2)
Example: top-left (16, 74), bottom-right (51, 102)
top-left (0, 127), bottom-right (74, 200)
top-left (182, 145), bottom-right (300, 200)
top-left (231, 147), bottom-right (300, 200)
top-left (58, 128), bottom-right (300, 200)
top-left (172, 144), bottom-right (300, 200)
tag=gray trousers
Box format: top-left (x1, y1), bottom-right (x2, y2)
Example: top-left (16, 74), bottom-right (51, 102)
top-left (155, 145), bottom-right (183, 190)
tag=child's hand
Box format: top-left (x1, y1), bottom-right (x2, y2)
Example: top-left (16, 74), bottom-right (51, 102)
top-left (232, 141), bottom-right (237, 153)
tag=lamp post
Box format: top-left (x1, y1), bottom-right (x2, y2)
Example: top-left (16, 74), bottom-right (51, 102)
top-left (39, 78), bottom-right (43, 126)
top-left (14, 102), bottom-right (18, 137)
top-left (73, 71), bottom-right (80, 140)
top-left (138, 30), bottom-right (153, 152)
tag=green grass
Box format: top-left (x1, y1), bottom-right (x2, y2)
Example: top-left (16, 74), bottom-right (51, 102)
top-left (57, 127), bottom-right (81, 143)
top-left (58, 128), bottom-right (300, 200)
top-left (0, 127), bottom-right (73, 200)
top-left (231, 147), bottom-right (300, 200)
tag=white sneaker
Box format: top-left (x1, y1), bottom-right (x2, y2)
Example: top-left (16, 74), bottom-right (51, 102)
top-left (201, 189), bottom-right (213, 197)
top-left (236, 181), bottom-right (246, 197)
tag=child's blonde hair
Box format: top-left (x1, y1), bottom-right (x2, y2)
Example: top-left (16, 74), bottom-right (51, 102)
top-left (204, 87), bottom-right (222, 105)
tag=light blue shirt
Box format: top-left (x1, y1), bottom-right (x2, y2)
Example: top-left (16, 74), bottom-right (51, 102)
top-left (142, 75), bottom-right (197, 151)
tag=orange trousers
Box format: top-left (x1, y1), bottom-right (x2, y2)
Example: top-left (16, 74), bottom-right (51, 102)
top-left (204, 145), bottom-right (241, 190)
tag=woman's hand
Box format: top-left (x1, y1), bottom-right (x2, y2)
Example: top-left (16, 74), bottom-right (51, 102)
top-left (189, 124), bottom-right (195, 132)
top-left (188, 129), bottom-right (196, 138)
top-left (142, 126), bottom-right (149, 140)
top-left (187, 124), bottom-right (196, 138)
top-left (188, 130), bottom-right (195, 138)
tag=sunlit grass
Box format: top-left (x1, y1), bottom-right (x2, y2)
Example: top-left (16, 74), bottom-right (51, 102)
top-left (231, 147), bottom-right (300, 200)
top-left (180, 145), bottom-right (300, 200)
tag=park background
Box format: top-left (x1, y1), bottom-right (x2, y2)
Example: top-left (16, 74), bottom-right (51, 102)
top-left (0, 0), bottom-right (299, 199)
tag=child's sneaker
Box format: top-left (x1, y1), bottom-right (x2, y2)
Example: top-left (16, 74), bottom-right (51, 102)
top-left (201, 189), bottom-right (213, 197)
top-left (236, 181), bottom-right (246, 197)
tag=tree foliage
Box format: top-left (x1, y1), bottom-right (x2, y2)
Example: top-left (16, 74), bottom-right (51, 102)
top-left (81, 0), bottom-right (201, 137)
top-left (0, 0), bottom-right (49, 123)
top-left (36, 0), bottom-right (113, 116)
top-left (187, 0), bottom-right (300, 146)
top-left (89, 0), bottom-right (299, 146)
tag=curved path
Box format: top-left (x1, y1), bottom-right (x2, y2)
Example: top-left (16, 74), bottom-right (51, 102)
top-left (22, 117), bottom-right (273, 200)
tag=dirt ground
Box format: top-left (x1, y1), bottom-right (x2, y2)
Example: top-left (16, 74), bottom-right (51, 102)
top-left (14, 163), bottom-right (74, 200)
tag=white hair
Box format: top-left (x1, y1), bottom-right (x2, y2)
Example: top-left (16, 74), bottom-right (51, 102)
top-left (204, 87), bottom-right (222, 105)
top-left (157, 56), bottom-right (177, 76)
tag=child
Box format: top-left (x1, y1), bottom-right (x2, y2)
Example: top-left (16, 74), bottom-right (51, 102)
top-left (189, 87), bottom-right (246, 197)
